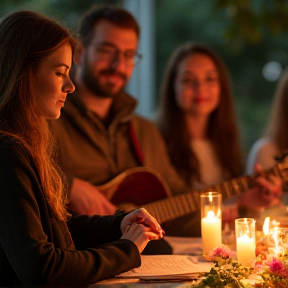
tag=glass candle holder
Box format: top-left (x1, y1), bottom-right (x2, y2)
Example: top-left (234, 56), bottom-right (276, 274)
top-left (235, 218), bottom-right (256, 267)
top-left (268, 227), bottom-right (288, 256)
top-left (200, 192), bottom-right (222, 255)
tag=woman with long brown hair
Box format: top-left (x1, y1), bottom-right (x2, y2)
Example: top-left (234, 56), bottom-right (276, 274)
top-left (156, 43), bottom-right (284, 226)
top-left (247, 67), bottom-right (288, 173)
top-left (0, 10), bottom-right (163, 286)
top-left (157, 42), bottom-right (243, 189)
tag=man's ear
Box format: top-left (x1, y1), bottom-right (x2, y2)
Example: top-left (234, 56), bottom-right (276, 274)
top-left (73, 42), bottom-right (84, 64)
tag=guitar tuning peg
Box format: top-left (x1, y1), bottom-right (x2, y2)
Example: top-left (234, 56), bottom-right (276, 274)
top-left (274, 150), bottom-right (288, 163)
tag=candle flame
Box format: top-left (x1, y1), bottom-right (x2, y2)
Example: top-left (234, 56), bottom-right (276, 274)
top-left (207, 210), bottom-right (215, 218)
top-left (209, 192), bottom-right (212, 202)
top-left (263, 217), bottom-right (270, 236)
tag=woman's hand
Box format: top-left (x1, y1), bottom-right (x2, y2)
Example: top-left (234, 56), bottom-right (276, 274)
top-left (120, 208), bottom-right (164, 253)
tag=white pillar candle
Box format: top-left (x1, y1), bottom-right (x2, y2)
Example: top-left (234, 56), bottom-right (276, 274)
top-left (201, 211), bottom-right (222, 255)
top-left (237, 235), bottom-right (255, 267)
top-left (263, 217), bottom-right (270, 236)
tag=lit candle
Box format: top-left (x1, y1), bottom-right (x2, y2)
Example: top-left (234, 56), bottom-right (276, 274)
top-left (237, 234), bottom-right (255, 267)
top-left (235, 218), bottom-right (256, 267)
top-left (271, 226), bottom-right (280, 255)
top-left (266, 219), bottom-right (281, 256)
top-left (263, 217), bottom-right (270, 236)
top-left (201, 210), bottom-right (222, 255)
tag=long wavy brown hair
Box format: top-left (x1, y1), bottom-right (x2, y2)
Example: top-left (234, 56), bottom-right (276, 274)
top-left (0, 10), bottom-right (77, 220)
top-left (265, 67), bottom-right (288, 154)
top-left (157, 43), bottom-right (243, 186)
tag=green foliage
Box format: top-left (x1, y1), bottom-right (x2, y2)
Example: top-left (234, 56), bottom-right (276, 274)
top-left (155, 0), bottom-right (288, 153)
top-left (0, 0), bottom-right (121, 29)
top-left (1, 0), bottom-right (288, 154)
top-left (215, 0), bottom-right (288, 45)
top-left (199, 260), bottom-right (253, 288)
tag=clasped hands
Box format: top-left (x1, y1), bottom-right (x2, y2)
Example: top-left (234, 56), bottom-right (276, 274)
top-left (69, 178), bottom-right (164, 253)
top-left (120, 208), bottom-right (165, 253)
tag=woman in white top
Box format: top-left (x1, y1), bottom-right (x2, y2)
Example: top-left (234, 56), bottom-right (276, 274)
top-left (247, 68), bottom-right (288, 174)
top-left (157, 43), bottom-right (243, 190)
top-left (156, 43), bottom-right (283, 222)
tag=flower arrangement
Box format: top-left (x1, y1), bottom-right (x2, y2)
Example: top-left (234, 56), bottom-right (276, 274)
top-left (260, 255), bottom-right (288, 288)
top-left (191, 243), bottom-right (288, 288)
top-left (194, 246), bottom-right (254, 288)
top-left (199, 260), bottom-right (254, 288)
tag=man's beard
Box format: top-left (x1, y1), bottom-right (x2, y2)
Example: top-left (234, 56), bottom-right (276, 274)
top-left (81, 56), bottom-right (127, 98)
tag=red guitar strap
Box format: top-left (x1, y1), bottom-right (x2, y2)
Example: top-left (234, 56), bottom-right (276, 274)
top-left (128, 121), bottom-right (144, 165)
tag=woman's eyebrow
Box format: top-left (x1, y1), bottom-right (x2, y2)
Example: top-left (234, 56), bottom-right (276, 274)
top-left (53, 63), bottom-right (70, 70)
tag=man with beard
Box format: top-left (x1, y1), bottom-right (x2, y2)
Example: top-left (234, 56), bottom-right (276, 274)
top-left (49, 6), bottom-right (193, 223)
top-left (50, 6), bottom-right (283, 239)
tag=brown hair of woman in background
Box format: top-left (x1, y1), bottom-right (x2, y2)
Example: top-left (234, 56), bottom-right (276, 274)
top-left (157, 42), bottom-right (243, 189)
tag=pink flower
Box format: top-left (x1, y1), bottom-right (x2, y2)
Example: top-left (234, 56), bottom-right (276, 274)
top-left (269, 257), bottom-right (284, 272)
top-left (209, 246), bottom-right (233, 258)
top-left (268, 257), bottom-right (288, 278)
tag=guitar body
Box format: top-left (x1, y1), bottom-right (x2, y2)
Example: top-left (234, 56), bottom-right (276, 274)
top-left (97, 167), bottom-right (171, 206)
top-left (96, 156), bottom-right (288, 224)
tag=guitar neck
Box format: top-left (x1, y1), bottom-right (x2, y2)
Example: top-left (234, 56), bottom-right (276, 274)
top-left (143, 165), bottom-right (285, 224)
top-left (143, 191), bottom-right (200, 224)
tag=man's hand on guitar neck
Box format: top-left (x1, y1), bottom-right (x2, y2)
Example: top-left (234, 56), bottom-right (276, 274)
top-left (69, 178), bottom-right (117, 216)
top-left (238, 164), bottom-right (283, 211)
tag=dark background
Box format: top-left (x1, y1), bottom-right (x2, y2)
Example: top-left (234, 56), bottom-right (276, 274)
top-left (2, 0), bottom-right (288, 157)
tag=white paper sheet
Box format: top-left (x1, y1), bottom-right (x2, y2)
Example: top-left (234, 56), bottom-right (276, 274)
top-left (117, 255), bottom-right (213, 280)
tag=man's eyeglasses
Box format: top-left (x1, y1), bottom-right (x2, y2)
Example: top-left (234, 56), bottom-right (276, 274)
top-left (90, 43), bottom-right (142, 67)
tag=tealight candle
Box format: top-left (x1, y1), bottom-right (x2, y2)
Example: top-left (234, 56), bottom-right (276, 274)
top-left (268, 226), bottom-right (287, 256)
top-left (200, 192), bottom-right (222, 255)
top-left (235, 218), bottom-right (256, 267)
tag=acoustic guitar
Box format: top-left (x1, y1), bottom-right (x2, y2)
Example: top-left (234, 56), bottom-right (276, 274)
top-left (97, 156), bottom-right (288, 224)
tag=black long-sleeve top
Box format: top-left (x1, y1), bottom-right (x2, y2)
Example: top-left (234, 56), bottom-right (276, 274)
top-left (0, 135), bottom-right (141, 287)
